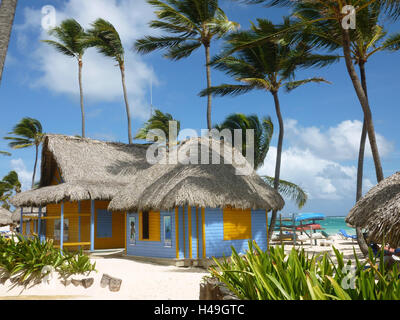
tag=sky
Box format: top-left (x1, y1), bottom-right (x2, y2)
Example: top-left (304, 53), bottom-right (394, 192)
top-left (0, 0), bottom-right (399, 217)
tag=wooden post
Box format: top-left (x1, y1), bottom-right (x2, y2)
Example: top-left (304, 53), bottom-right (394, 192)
top-left (20, 207), bottom-right (23, 235)
top-left (90, 200), bottom-right (95, 252)
top-left (38, 206), bottom-right (42, 240)
top-left (60, 202), bottom-right (64, 251)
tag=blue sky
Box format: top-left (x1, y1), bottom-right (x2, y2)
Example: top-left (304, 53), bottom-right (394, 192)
top-left (1, 0), bottom-right (399, 217)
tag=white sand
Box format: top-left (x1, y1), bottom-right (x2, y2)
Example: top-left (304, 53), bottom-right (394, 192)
top-left (0, 257), bottom-right (207, 300)
top-left (0, 237), bottom-right (362, 300)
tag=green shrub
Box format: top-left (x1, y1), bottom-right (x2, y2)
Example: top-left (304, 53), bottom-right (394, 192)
top-left (0, 235), bottom-right (96, 283)
top-left (209, 241), bottom-right (400, 300)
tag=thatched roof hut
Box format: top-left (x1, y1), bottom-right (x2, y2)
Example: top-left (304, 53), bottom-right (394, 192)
top-left (109, 137), bottom-right (285, 212)
top-left (346, 172), bottom-right (400, 247)
top-left (11, 135), bottom-right (150, 207)
top-left (0, 207), bottom-right (13, 226)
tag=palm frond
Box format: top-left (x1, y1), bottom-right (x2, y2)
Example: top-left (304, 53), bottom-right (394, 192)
top-left (199, 84), bottom-right (255, 97)
top-left (262, 176), bottom-right (308, 209)
top-left (285, 77), bottom-right (331, 92)
top-left (164, 41), bottom-right (202, 60)
top-left (134, 36), bottom-right (188, 54)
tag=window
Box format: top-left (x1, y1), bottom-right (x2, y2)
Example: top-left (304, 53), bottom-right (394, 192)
top-left (97, 210), bottom-right (112, 238)
top-left (223, 208), bottom-right (252, 240)
top-left (142, 211), bottom-right (150, 240)
top-left (54, 219), bottom-right (69, 241)
top-left (128, 216), bottom-right (136, 245)
top-left (164, 215), bottom-right (172, 247)
top-left (139, 211), bottom-right (161, 241)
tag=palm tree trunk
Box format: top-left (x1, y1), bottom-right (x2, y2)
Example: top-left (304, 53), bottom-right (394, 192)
top-left (354, 61), bottom-right (371, 256)
top-left (205, 44), bottom-right (212, 130)
top-left (341, 29), bottom-right (384, 183)
top-left (120, 62), bottom-right (132, 144)
top-left (268, 90), bottom-right (284, 245)
top-left (31, 144), bottom-right (39, 189)
top-left (78, 57), bottom-right (85, 138)
top-left (0, 0), bottom-right (18, 85)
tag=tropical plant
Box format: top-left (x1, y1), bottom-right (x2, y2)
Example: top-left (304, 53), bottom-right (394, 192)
top-left (4, 117), bottom-right (44, 189)
top-left (0, 171), bottom-right (21, 210)
top-left (201, 18), bottom-right (332, 242)
top-left (86, 18), bottom-right (133, 144)
top-left (0, 0), bottom-right (18, 85)
top-left (0, 151), bottom-right (11, 156)
top-left (134, 0), bottom-right (239, 130)
top-left (42, 19), bottom-right (90, 138)
top-left (215, 113), bottom-right (308, 209)
top-left (294, 0), bottom-right (400, 255)
top-left (135, 109), bottom-right (181, 145)
top-left (0, 235), bottom-right (96, 283)
top-left (209, 241), bottom-right (400, 300)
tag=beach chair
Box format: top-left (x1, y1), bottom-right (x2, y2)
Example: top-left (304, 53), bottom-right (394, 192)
top-left (338, 229), bottom-right (357, 242)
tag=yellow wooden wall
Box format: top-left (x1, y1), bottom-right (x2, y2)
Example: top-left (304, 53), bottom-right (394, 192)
top-left (45, 200), bottom-right (125, 250)
top-left (223, 207), bottom-right (252, 240)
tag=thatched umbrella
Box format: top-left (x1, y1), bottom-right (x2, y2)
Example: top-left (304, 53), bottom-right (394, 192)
top-left (346, 172), bottom-right (400, 248)
top-left (109, 137), bottom-right (285, 212)
top-left (0, 207), bottom-right (13, 226)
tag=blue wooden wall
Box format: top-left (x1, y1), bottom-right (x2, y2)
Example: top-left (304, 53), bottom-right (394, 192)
top-left (204, 208), bottom-right (268, 258)
top-left (125, 207), bottom-right (268, 260)
top-left (125, 211), bottom-right (176, 258)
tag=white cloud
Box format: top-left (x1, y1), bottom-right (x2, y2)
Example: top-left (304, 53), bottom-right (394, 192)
top-left (15, 0), bottom-right (158, 119)
top-left (285, 119), bottom-right (394, 161)
top-left (257, 119), bottom-right (390, 201)
top-left (10, 159), bottom-right (33, 191)
top-left (258, 146), bottom-right (375, 201)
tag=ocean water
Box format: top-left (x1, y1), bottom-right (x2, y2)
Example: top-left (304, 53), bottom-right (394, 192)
top-left (319, 216), bottom-right (354, 236)
top-left (274, 216), bottom-right (355, 236)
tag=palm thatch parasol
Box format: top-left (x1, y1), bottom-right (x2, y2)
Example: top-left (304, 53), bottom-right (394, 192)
top-left (346, 172), bottom-right (400, 247)
top-left (0, 207), bottom-right (13, 226)
top-left (109, 137), bottom-right (285, 212)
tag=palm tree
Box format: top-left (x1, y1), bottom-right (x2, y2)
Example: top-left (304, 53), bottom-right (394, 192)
top-left (4, 118), bottom-right (44, 189)
top-left (134, 0), bottom-right (239, 130)
top-left (0, 170), bottom-right (21, 210)
top-left (297, 1), bottom-right (400, 200)
top-left (42, 19), bottom-right (89, 138)
top-left (0, 151), bottom-right (11, 156)
top-left (0, 0), bottom-right (18, 85)
top-left (242, 1), bottom-right (386, 186)
top-left (296, 2), bottom-right (400, 254)
top-left (215, 113), bottom-right (273, 170)
top-left (135, 109), bottom-right (181, 145)
top-left (215, 113), bottom-right (307, 208)
top-left (86, 18), bottom-right (133, 144)
top-left (201, 19), bottom-right (332, 242)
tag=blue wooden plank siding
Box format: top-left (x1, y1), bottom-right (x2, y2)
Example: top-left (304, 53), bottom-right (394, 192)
top-left (126, 211), bottom-right (176, 258)
top-left (97, 209), bottom-right (113, 238)
top-left (198, 208), bottom-right (203, 259)
top-left (204, 208), bottom-right (268, 258)
top-left (178, 207), bottom-right (185, 259)
top-left (184, 206), bottom-right (189, 259)
top-left (191, 207), bottom-right (198, 259)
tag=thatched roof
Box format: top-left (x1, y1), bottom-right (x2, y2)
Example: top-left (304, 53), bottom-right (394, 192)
top-left (0, 207), bottom-right (13, 226)
top-left (11, 135), bottom-right (150, 207)
top-left (346, 172), bottom-right (400, 247)
top-left (109, 137), bottom-right (285, 212)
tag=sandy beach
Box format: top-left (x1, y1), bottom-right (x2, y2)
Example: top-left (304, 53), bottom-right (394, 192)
top-left (0, 236), bottom-right (364, 300)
